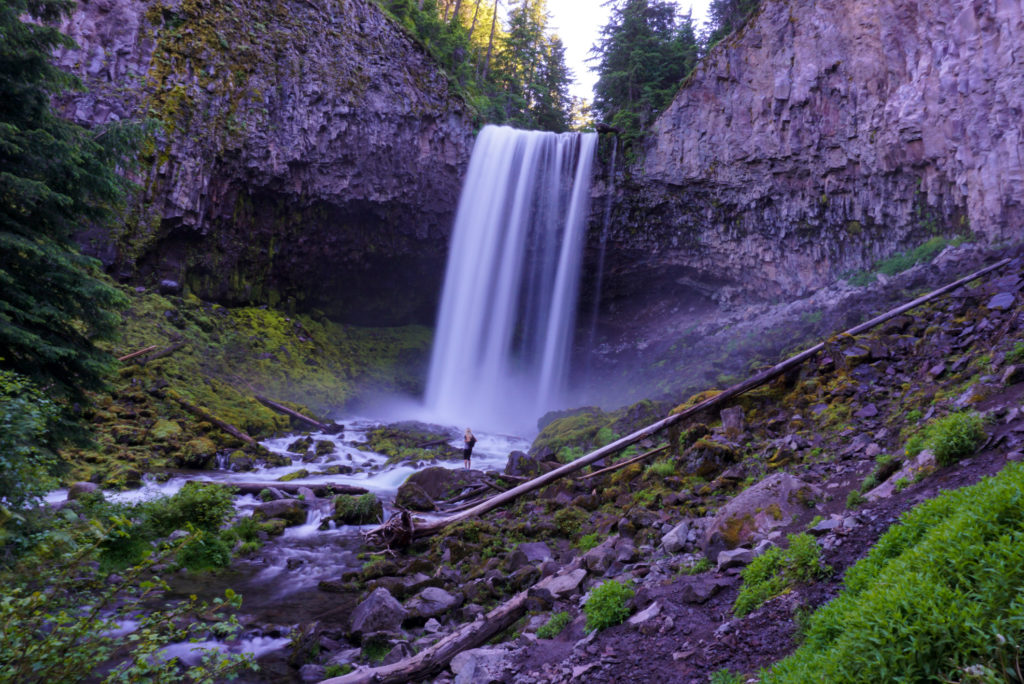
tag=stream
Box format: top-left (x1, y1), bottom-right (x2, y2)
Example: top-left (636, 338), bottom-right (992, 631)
top-left (46, 417), bottom-right (529, 677)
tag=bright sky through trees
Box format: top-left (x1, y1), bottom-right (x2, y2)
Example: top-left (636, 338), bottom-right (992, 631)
top-left (546, 0), bottom-right (711, 100)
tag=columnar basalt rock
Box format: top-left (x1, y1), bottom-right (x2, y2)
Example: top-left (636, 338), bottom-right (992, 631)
top-left (55, 0), bottom-right (476, 324)
top-left (601, 0), bottom-right (1024, 310)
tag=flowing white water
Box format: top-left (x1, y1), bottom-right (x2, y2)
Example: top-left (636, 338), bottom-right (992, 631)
top-left (424, 125), bottom-right (598, 435)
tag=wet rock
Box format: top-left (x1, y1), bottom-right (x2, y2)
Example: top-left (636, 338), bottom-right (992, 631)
top-left (278, 469), bottom-right (309, 482)
top-left (157, 279), bottom-right (181, 294)
top-left (703, 473), bottom-right (823, 558)
top-left (402, 467), bottom-right (486, 500)
top-left (405, 587), bottom-right (463, 622)
top-left (298, 664), bottom-right (324, 683)
top-left (395, 481), bottom-right (436, 511)
top-left (506, 450), bottom-right (557, 477)
top-left (252, 499), bottom-right (307, 527)
top-left (349, 588), bottom-right (408, 638)
top-left (67, 482), bottom-right (99, 501)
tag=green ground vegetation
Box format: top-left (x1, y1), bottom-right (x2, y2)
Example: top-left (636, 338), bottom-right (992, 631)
top-left (584, 579), bottom-right (635, 632)
top-left (734, 533), bottom-right (831, 617)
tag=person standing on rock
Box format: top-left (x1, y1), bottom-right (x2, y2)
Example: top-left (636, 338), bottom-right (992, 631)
top-left (463, 428), bottom-right (477, 469)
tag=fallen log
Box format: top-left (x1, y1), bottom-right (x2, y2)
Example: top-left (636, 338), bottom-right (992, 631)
top-left (168, 394), bottom-right (260, 447)
top-left (578, 444), bottom-right (670, 481)
top-left (321, 559), bottom-right (584, 684)
top-left (136, 341), bottom-right (186, 365)
top-left (118, 345), bottom-right (159, 362)
top-left (366, 256), bottom-right (1011, 546)
top-left (189, 480), bottom-right (367, 497)
top-left (254, 394), bottom-right (342, 433)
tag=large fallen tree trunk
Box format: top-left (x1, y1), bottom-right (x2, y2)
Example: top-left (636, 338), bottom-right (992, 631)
top-left (189, 480), bottom-right (367, 497)
top-left (578, 444), bottom-right (670, 481)
top-left (168, 394), bottom-right (260, 447)
top-left (321, 560), bottom-right (584, 684)
top-left (254, 394), bottom-right (342, 433)
top-left (365, 257), bottom-right (1010, 547)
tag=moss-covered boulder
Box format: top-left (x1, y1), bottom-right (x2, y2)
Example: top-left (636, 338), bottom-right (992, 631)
top-left (684, 437), bottom-right (740, 478)
top-left (252, 499), bottom-right (308, 527)
top-left (362, 423), bottom-right (459, 464)
top-left (530, 407), bottom-right (609, 460)
top-left (702, 473), bottom-right (823, 559)
top-left (278, 469), bottom-right (309, 482)
top-left (151, 419), bottom-right (183, 441)
top-left (175, 437), bottom-right (219, 469)
top-left (402, 467), bottom-right (485, 501)
top-left (395, 481), bottom-right (436, 511)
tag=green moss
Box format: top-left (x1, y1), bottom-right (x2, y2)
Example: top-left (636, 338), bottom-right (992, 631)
top-left (278, 469), bottom-right (309, 482)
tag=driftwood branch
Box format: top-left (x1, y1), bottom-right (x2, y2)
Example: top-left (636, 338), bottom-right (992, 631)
top-left (118, 345), bottom-right (159, 362)
top-left (168, 394), bottom-right (259, 447)
top-left (321, 560), bottom-right (584, 684)
top-left (254, 394), bottom-right (341, 433)
top-left (578, 444), bottom-right (670, 481)
top-left (365, 257), bottom-right (1011, 546)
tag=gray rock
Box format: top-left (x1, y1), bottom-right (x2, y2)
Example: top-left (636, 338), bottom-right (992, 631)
top-left (350, 588), bottom-right (408, 638)
top-left (298, 664), bottom-right (325, 683)
top-left (679, 576), bottom-right (735, 604)
top-left (450, 646), bottom-right (513, 684)
top-left (628, 601), bottom-right (661, 625)
top-left (251, 499), bottom-right (307, 527)
top-left (508, 541), bottom-right (553, 571)
top-left (405, 587), bottom-right (463, 621)
top-left (988, 292), bottom-right (1016, 310)
top-left (717, 548), bottom-right (754, 571)
top-left (809, 518), bottom-right (842, 536)
top-left (720, 406), bottom-right (746, 436)
top-left (661, 520), bottom-right (692, 553)
top-left (543, 568), bottom-right (587, 598)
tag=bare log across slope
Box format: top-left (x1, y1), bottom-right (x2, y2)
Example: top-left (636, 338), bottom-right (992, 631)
top-left (167, 394), bottom-right (260, 447)
top-left (366, 257), bottom-right (1011, 546)
top-left (188, 480), bottom-right (367, 497)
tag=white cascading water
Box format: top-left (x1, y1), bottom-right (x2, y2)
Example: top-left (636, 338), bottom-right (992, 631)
top-left (424, 125), bottom-right (597, 434)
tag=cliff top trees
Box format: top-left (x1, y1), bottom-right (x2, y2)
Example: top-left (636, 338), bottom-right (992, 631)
top-left (0, 0), bottom-right (130, 433)
top-left (590, 0), bottom-right (698, 151)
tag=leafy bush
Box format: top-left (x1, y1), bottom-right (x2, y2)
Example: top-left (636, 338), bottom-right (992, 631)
top-left (574, 533), bottom-right (603, 552)
top-left (645, 460), bottom-right (676, 478)
top-left (1007, 341), bottom-right (1024, 365)
top-left (584, 580), bottom-right (634, 632)
top-left (678, 557), bottom-right (712, 575)
top-left (845, 490), bottom-right (865, 510)
top-left (145, 481), bottom-right (236, 535)
top-left (0, 523), bottom-right (253, 682)
top-left (710, 669), bottom-right (746, 684)
top-left (536, 611), bottom-right (572, 639)
top-left (0, 370), bottom-right (62, 511)
top-left (762, 462), bottom-right (1024, 683)
top-left (333, 493), bottom-right (382, 525)
top-left (177, 528), bottom-right (233, 571)
top-left (927, 411), bottom-right (986, 465)
top-left (553, 507), bottom-right (588, 538)
top-left (734, 534), bottom-right (831, 617)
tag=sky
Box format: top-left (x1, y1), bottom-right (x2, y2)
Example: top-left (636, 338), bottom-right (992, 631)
top-left (545, 0), bottom-right (713, 102)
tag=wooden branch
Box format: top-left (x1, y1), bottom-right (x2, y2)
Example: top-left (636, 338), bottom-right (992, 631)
top-left (416, 438), bottom-right (451, 449)
top-left (365, 257), bottom-right (1011, 546)
top-left (321, 560), bottom-right (584, 684)
top-left (579, 444), bottom-right (670, 481)
top-left (190, 480), bottom-right (367, 497)
top-left (136, 341), bottom-right (186, 365)
top-left (168, 394), bottom-right (259, 447)
top-left (254, 394), bottom-right (341, 433)
top-left (118, 345), bottom-right (159, 362)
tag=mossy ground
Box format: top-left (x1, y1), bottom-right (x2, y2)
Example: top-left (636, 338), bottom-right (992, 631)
top-left (65, 287), bottom-right (430, 486)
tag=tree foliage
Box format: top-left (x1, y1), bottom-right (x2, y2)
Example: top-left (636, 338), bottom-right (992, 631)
top-left (590, 0), bottom-right (699, 150)
top-left (706, 0), bottom-right (761, 48)
top-left (0, 0), bottom-right (131, 412)
top-left (379, 0), bottom-right (576, 131)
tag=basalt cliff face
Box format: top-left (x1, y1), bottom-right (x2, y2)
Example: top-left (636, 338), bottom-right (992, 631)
top-left (598, 0), bottom-right (1024, 319)
top-left (57, 0), bottom-right (475, 324)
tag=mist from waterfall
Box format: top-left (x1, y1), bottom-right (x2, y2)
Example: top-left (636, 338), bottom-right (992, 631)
top-left (424, 125), bottom-right (597, 435)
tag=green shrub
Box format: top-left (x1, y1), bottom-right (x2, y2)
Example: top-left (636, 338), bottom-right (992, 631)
top-left (553, 507), bottom-right (588, 538)
top-left (1006, 341), bottom-right (1024, 365)
top-left (145, 481), bottom-right (236, 535)
top-left (845, 490), bottom-right (865, 510)
top-left (177, 528), bottom-right (233, 571)
top-left (762, 462), bottom-right (1024, 684)
top-left (575, 533), bottom-right (603, 552)
top-left (710, 669), bottom-right (746, 684)
top-left (584, 580), bottom-right (634, 632)
top-left (536, 611), bottom-right (572, 639)
top-left (734, 534), bottom-right (831, 617)
top-left (645, 460), bottom-right (676, 478)
top-left (0, 524), bottom-right (253, 682)
top-left (0, 370), bottom-right (62, 511)
top-left (893, 477), bottom-right (910, 493)
top-left (333, 493), bottom-right (382, 525)
top-left (928, 411), bottom-right (986, 466)
top-left (678, 557), bottom-right (712, 575)
top-left (905, 409), bottom-right (923, 423)
top-left (259, 488), bottom-right (274, 502)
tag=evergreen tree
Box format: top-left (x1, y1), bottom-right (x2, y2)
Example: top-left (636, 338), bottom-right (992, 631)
top-left (0, 0), bottom-right (130, 419)
top-left (706, 0), bottom-right (761, 47)
top-left (591, 0), bottom-right (699, 150)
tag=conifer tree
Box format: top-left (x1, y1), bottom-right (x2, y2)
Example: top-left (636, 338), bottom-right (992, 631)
top-left (590, 0), bottom-right (698, 150)
top-left (706, 0), bottom-right (761, 48)
top-left (0, 0), bottom-right (131, 418)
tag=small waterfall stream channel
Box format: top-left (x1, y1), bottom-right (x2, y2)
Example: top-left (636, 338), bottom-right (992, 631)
top-left (47, 420), bottom-right (530, 675)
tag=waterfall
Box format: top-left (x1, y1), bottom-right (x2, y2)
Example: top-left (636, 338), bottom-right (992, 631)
top-left (424, 125), bottom-right (597, 434)
top-left (586, 136), bottom-right (618, 371)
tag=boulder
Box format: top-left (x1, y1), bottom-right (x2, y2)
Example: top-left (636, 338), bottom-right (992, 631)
top-left (865, 449), bottom-right (936, 502)
top-left (402, 467), bottom-right (485, 500)
top-left (508, 542), bottom-right (553, 571)
top-left (395, 481), bottom-right (436, 511)
top-left (678, 575), bottom-right (735, 604)
top-left (542, 568), bottom-right (587, 598)
top-left (684, 437), bottom-right (740, 479)
top-left (717, 548), bottom-right (754, 571)
top-left (703, 473), bottom-right (823, 558)
top-left (251, 499), bottom-right (307, 526)
top-left (720, 406), bottom-right (746, 437)
top-left (505, 450), bottom-right (558, 477)
top-left (404, 587), bottom-right (463, 621)
top-left (349, 588), bottom-right (407, 638)
top-left (661, 520), bottom-right (692, 553)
